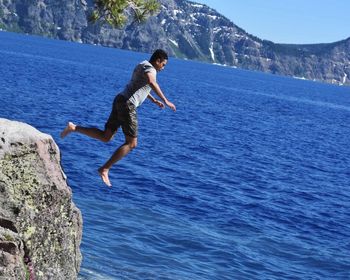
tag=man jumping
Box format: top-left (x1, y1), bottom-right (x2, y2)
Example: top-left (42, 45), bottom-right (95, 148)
top-left (61, 49), bottom-right (176, 187)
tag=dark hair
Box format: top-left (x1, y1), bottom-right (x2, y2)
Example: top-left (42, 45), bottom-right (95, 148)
top-left (150, 49), bottom-right (168, 62)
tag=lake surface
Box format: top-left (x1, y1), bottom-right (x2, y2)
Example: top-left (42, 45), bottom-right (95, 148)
top-left (1, 31), bottom-right (350, 279)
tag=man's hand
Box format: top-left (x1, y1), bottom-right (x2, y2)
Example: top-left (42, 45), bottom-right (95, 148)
top-left (166, 100), bottom-right (176, 112)
top-left (155, 100), bottom-right (165, 109)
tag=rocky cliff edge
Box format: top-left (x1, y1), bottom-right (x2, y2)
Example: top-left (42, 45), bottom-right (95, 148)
top-left (0, 118), bottom-right (82, 279)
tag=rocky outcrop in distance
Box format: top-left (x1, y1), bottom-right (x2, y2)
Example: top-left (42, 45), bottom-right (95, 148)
top-left (0, 0), bottom-right (349, 85)
top-left (0, 118), bottom-right (82, 279)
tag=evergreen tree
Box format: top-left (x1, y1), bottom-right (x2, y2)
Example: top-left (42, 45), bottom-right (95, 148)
top-left (90, 0), bottom-right (160, 28)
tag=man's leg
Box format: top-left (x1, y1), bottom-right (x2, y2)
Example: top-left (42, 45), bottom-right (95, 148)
top-left (61, 122), bottom-right (115, 142)
top-left (98, 135), bottom-right (137, 187)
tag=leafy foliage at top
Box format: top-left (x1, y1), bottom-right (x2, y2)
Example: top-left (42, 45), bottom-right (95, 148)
top-left (90, 0), bottom-right (161, 28)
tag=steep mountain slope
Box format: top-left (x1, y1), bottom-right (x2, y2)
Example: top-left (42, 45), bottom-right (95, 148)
top-left (0, 0), bottom-right (349, 85)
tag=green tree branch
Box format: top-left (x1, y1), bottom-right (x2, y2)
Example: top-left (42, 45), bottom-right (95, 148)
top-left (89, 0), bottom-right (161, 28)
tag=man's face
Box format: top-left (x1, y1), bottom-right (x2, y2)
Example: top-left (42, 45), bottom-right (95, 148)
top-left (155, 59), bottom-right (167, 72)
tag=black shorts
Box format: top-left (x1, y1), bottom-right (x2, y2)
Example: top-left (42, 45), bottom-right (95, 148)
top-left (105, 95), bottom-right (138, 137)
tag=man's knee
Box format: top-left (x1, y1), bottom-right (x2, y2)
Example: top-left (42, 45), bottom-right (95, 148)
top-left (102, 130), bottom-right (114, 143)
top-left (129, 141), bottom-right (137, 150)
top-left (127, 138), bottom-right (137, 150)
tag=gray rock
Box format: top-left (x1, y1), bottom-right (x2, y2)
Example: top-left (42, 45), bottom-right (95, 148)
top-left (0, 118), bottom-right (82, 280)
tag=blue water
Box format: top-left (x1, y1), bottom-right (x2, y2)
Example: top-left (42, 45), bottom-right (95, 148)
top-left (1, 31), bottom-right (350, 279)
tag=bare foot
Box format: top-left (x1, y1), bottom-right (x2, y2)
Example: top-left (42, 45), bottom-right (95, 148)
top-left (98, 167), bottom-right (112, 187)
top-left (60, 122), bottom-right (76, 138)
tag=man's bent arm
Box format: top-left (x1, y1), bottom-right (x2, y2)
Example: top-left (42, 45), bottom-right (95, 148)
top-left (146, 72), bottom-right (176, 111)
top-left (148, 94), bottom-right (165, 109)
top-left (147, 94), bottom-right (157, 103)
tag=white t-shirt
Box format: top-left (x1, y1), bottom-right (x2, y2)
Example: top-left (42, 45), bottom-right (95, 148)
top-left (121, 60), bottom-right (157, 108)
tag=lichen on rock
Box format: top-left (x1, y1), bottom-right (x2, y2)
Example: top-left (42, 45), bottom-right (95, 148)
top-left (0, 118), bottom-right (82, 280)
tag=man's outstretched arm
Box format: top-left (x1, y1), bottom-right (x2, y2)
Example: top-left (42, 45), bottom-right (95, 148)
top-left (146, 72), bottom-right (176, 111)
